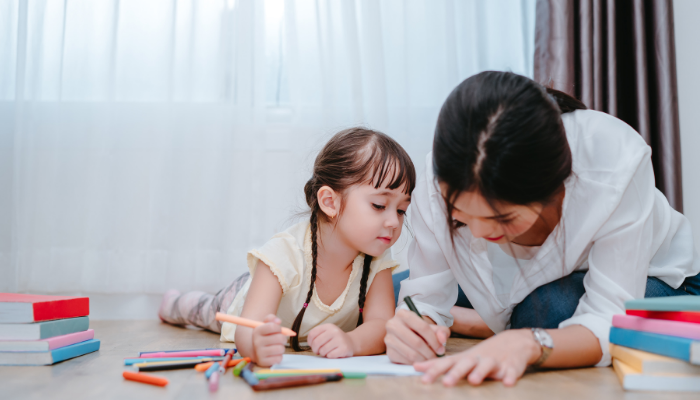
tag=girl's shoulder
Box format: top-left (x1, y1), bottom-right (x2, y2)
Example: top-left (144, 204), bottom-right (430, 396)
top-left (246, 220), bottom-right (309, 294)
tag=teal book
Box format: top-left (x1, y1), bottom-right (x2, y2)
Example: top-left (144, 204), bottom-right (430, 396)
top-left (610, 327), bottom-right (700, 364)
top-left (625, 296), bottom-right (700, 312)
top-left (0, 339), bottom-right (100, 365)
top-left (0, 316), bottom-right (89, 340)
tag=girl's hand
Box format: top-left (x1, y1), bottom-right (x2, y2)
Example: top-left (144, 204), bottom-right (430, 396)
top-left (414, 329), bottom-right (541, 387)
top-left (307, 324), bottom-right (355, 358)
top-left (252, 314), bottom-right (287, 367)
top-left (385, 309), bottom-right (450, 364)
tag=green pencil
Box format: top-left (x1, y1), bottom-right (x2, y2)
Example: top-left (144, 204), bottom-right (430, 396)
top-left (403, 296), bottom-right (444, 357)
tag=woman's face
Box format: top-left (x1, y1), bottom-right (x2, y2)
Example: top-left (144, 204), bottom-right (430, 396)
top-left (439, 183), bottom-right (541, 244)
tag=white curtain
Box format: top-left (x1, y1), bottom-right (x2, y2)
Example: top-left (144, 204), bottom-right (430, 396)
top-left (0, 0), bottom-right (536, 318)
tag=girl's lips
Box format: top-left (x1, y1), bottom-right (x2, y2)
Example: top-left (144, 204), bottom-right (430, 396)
top-left (378, 237), bottom-right (392, 244)
top-left (485, 235), bottom-right (505, 241)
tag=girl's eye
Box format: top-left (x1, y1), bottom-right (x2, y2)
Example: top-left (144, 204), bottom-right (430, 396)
top-left (372, 204), bottom-right (386, 210)
top-left (397, 209), bottom-right (406, 216)
top-left (497, 218), bottom-right (515, 225)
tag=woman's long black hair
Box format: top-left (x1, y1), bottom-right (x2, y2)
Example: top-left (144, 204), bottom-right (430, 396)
top-left (433, 71), bottom-right (586, 237)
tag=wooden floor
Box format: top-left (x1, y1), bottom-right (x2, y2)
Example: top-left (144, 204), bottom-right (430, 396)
top-left (0, 320), bottom-right (694, 400)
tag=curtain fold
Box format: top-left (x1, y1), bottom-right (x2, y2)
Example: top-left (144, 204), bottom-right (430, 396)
top-left (534, 0), bottom-right (682, 212)
top-left (0, 0), bottom-right (536, 304)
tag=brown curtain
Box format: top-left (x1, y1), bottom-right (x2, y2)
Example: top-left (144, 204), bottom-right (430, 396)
top-left (534, 0), bottom-right (683, 212)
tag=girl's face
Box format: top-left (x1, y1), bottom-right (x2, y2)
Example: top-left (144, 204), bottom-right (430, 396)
top-left (439, 183), bottom-right (541, 244)
top-left (335, 182), bottom-right (411, 257)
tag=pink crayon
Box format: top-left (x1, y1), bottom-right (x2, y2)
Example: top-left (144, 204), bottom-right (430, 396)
top-left (140, 349), bottom-right (226, 358)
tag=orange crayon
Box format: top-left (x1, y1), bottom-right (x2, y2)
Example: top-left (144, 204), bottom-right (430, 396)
top-left (122, 371), bottom-right (169, 387)
top-left (215, 313), bottom-right (296, 336)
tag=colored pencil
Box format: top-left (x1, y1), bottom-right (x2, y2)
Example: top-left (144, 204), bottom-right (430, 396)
top-left (252, 373), bottom-right (344, 390)
top-left (138, 348), bottom-right (234, 357)
top-left (134, 359), bottom-right (218, 372)
top-left (194, 357), bottom-right (249, 372)
top-left (125, 356), bottom-right (225, 366)
top-left (122, 371), bottom-right (169, 387)
top-left (140, 349), bottom-right (225, 358)
top-left (215, 312), bottom-right (297, 336)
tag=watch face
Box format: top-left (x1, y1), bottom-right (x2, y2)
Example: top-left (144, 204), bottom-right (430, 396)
top-left (536, 329), bottom-right (554, 348)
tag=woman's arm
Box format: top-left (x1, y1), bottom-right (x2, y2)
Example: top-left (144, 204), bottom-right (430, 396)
top-left (234, 260), bottom-right (284, 366)
top-left (307, 268), bottom-right (396, 357)
top-left (414, 324), bottom-right (602, 386)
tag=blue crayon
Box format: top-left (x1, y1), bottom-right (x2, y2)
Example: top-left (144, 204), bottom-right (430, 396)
top-left (205, 361), bottom-right (221, 379)
top-left (240, 363), bottom-right (260, 386)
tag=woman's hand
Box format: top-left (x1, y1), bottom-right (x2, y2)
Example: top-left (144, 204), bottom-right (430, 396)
top-left (251, 314), bottom-right (287, 367)
top-left (384, 309), bottom-right (451, 364)
top-left (307, 324), bottom-right (355, 358)
top-left (414, 329), bottom-right (541, 387)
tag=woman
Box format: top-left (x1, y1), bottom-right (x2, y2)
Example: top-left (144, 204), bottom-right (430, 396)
top-left (387, 71), bottom-right (700, 387)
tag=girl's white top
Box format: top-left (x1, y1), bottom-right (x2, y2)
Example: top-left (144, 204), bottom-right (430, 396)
top-left (221, 220), bottom-right (398, 342)
top-left (398, 110), bottom-right (700, 367)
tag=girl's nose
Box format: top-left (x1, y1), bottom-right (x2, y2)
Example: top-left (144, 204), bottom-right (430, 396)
top-left (385, 212), bottom-right (399, 228)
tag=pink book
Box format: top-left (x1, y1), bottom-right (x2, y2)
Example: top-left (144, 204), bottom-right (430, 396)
top-left (613, 314), bottom-right (700, 341)
top-left (0, 329), bottom-right (94, 352)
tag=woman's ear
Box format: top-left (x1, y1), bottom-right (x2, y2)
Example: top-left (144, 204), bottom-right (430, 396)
top-left (317, 186), bottom-right (340, 220)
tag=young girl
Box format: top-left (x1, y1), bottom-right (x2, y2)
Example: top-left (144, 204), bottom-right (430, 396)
top-left (387, 71), bottom-right (700, 386)
top-left (159, 128), bottom-right (415, 367)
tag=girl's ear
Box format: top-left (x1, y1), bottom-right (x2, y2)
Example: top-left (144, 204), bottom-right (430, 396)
top-left (317, 186), bottom-right (340, 219)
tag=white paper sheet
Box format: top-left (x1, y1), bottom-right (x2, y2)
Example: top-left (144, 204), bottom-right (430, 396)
top-left (272, 354), bottom-right (422, 376)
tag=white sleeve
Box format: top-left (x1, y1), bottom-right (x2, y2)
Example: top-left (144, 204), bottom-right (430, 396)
top-left (559, 156), bottom-right (656, 367)
top-left (397, 171), bottom-right (459, 327)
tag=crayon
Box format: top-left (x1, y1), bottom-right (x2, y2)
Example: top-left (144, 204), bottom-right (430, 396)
top-left (205, 361), bottom-right (220, 379)
top-left (209, 371), bottom-right (220, 392)
top-left (252, 373), bottom-right (343, 391)
top-left (233, 359), bottom-right (248, 377)
top-left (215, 312), bottom-right (297, 336)
top-left (138, 348), bottom-right (234, 357)
top-left (125, 356), bottom-right (224, 366)
top-left (195, 357), bottom-right (249, 372)
top-left (140, 349), bottom-right (225, 358)
top-left (122, 371), bottom-right (169, 387)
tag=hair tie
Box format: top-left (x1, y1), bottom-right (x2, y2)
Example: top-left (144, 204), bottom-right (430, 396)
top-left (303, 303), bottom-right (308, 308)
top-left (358, 308), bottom-right (363, 313)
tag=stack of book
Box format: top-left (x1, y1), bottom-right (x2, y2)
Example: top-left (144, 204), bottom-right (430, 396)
top-left (609, 296), bottom-right (700, 392)
top-left (0, 293), bottom-right (100, 365)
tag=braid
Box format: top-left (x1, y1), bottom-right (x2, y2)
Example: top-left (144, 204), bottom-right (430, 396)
top-left (290, 210), bottom-right (319, 351)
top-left (356, 254), bottom-right (372, 326)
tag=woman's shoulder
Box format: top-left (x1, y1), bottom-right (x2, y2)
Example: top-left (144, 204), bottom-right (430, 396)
top-left (563, 110), bottom-right (651, 186)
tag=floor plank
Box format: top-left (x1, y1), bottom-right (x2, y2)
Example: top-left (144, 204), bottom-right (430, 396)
top-left (0, 320), bottom-right (695, 399)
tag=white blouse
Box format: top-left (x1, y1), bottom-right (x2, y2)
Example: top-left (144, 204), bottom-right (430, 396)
top-left (397, 110), bottom-right (700, 367)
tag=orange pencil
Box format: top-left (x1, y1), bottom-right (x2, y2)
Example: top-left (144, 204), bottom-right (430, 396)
top-left (215, 312), bottom-right (296, 336)
top-left (195, 357), bottom-right (250, 372)
top-left (123, 371), bottom-right (169, 387)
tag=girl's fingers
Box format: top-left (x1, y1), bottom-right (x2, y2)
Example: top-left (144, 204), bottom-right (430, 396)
top-left (309, 330), bottom-right (333, 355)
top-left (325, 346), bottom-right (350, 359)
top-left (306, 325), bottom-right (326, 345)
top-left (317, 338), bottom-right (337, 357)
top-left (420, 357), bottom-right (458, 384)
top-left (466, 357), bottom-right (497, 385)
top-left (256, 322), bottom-right (282, 336)
top-left (258, 332), bottom-right (286, 346)
top-left (442, 357), bottom-right (480, 387)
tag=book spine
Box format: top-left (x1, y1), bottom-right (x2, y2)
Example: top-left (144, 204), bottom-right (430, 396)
top-left (32, 298), bottom-right (90, 322)
top-left (38, 317), bottom-right (90, 339)
top-left (46, 329), bottom-right (95, 350)
top-left (627, 310), bottom-right (700, 324)
top-left (613, 314), bottom-right (700, 341)
top-left (609, 327), bottom-right (693, 362)
top-left (51, 339), bottom-right (100, 364)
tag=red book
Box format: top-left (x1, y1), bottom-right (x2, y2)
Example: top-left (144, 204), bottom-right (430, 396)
top-left (627, 309), bottom-right (700, 324)
top-left (0, 293), bottom-right (89, 323)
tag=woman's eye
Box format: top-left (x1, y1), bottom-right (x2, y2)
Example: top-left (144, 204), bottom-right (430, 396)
top-left (372, 204), bottom-right (386, 210)
top-left (397, 209), bottom-right (406, 216)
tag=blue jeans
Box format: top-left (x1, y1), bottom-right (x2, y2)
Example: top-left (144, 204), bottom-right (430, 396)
top-left (392, 269), bottom-right (700, 329)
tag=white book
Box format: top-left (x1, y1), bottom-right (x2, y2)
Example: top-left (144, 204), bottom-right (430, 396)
top-left (613, 358), bottom-right (700, 392)
top-left (272, 354), bottom-right (421, 376)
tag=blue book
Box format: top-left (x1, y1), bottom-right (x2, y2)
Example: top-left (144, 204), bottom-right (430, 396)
top-left (610, 327), bottom-right (700, 364)
top-left (0, 339), bottom-right (100, 365)
top-left (625, 296), bottom-right (700, 311)
top-left (0, 316), bottom-right (90, 340)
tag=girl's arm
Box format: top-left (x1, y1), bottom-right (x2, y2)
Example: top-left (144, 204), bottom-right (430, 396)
top-left (414, 324), bottom-right (602, 386)
top-left (449, 306), bottom-right (494, 338)
top-left (234, 260), bottom-right (284, 366)
top-left (347, 268), bottom-right (397, 355)
top-left (307, 268), bottom-right (396, 357)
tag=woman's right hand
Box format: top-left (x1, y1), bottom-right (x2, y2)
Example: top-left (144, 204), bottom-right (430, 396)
top-left (252, 314), bottom-right (287, 367)
top-left (384, 309), bottom-right (451, 364)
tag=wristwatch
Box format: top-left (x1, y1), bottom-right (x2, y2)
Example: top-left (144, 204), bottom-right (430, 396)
top-left (530, 328), bottom-right (554, 367)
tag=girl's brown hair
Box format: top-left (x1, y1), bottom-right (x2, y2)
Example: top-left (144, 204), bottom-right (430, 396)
top-left (290, 127), bottom-right (416, 351)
